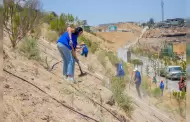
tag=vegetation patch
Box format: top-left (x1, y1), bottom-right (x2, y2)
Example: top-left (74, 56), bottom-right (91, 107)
top-left (78, 35), bottom-right (99, 53)
top-left (45, 30), bottom-right (59, 42)
top-left (111, 77), bottom-right (134, 117)
top-left (19, 37), bottom-right (41, 61)
top-left (150, 88), bottom-right (162, 98)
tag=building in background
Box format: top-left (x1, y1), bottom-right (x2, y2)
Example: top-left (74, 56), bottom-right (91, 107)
top-left (108, 25), bottom-right (117, 32)
top-left (166, 18), bottom-right (185, 27)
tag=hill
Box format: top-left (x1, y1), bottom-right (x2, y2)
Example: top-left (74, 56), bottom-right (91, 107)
top-left (3, 26), bottom-right (179, 121)
top-left (96, 32), bottom-right (137, 52)
top-left (92, 22), bottom-right (142, 52)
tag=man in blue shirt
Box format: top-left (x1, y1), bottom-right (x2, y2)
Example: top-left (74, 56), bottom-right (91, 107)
top-left (134, 68), bottom-right (142, 98)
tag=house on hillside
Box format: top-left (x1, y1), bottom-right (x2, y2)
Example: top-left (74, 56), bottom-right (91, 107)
top-left (108, 25), bottom-right (117, 32)
top-left (166, 18), bottom-right (185, 26)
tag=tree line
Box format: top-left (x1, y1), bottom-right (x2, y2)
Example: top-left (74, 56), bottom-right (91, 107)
top-left (2, 0), bottom-right (84, 48)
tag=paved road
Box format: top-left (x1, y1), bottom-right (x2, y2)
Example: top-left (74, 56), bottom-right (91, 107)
top-left (131, 54), bottom-right (180, 92)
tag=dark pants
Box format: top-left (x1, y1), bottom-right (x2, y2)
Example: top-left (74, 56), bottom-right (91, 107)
top-left (136, 82), bottom-right (141, 98)
top-left (161, 89), bottom-right (164, 96)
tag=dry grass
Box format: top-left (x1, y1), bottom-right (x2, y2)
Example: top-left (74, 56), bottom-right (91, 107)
top-left (45, 30), bottom-right (59, 42)
top-left (19, 37), bottom-right (41, 61)
top-left (111, 77), bottom-right (134, 117)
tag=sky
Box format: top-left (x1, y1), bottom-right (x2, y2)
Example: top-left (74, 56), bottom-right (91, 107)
top-left (41, 0), bottom-right (189, 26)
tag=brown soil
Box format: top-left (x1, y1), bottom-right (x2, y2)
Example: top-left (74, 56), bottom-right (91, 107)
top-left (96, 32), bottom-right (137, 52)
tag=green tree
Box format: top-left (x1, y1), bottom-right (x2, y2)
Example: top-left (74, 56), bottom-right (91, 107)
top-left (3, 0), bottom-right (42, 48)
top-left (49, 13), bottom-right (67, 36)
top-left (67, 13), bottom-right (74, 22)
top-left (75, 16), bottom-right (82, 26)
top-left (131, 59), bottom-right (143, 68)
top-left (180, 60), bottom-right (186, 72)
top-left (147, 18), bottom-right (155, 28)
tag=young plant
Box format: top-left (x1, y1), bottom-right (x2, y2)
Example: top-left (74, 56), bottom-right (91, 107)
top-left (19, 37), bottom-right (41, 61)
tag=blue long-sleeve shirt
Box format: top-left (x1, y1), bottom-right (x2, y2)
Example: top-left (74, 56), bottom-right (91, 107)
top-left (57, 32), bottom-right (78, 50)
top-left (116, 63), bottom-right (125, 77)
top-left (160, 82), bottom-right (164, 90)
top-left (134, 71), bottom-right (141, 83)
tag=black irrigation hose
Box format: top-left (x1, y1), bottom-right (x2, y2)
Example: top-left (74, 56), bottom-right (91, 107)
top-left (49, 60), bottom-right (62, 71)
top-left (39, 60), bottom-right (124, 121)
top-left (48, 67), bottom-right (124, 122)
top-left (70, 85), bottom-right (124, 122)
top-left (3, 68), bottom-right (99, 122)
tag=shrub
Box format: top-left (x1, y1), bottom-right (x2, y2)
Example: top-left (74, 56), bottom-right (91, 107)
top-left (97, 51), bottom-right (106, 66)
top-left (45, 30), bottom-right (59, 42)
top-left (130, 59), bottom-right (143, 67)
top-left (78, 35), bottom-right (99, 53)
top-left (106, 51), bottom-right (119, 66)
top-left (173, 91), bottom-right (186, 100)
top-left (111, 77), bottom-right (134, 117)
top-left (90, 42), bottom-right (99, 53)
top-left (31, 26), bottom-right (41, 39)
top-left (19, 37), bottom-right (41, 61)
top-left (141, 76), bottom-right (151, 95)
top-left (78, 35), bottom-right (92, 47)
top-left (151, 88), bottom-right (162, 98)
top-left (122, 61), bottom-right (130, 83)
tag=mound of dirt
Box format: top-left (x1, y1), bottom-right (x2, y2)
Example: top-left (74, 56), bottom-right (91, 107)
top-left (142, 27), bottom-right (188, 38)
top-left (96, 32), bottom-right (137, 52)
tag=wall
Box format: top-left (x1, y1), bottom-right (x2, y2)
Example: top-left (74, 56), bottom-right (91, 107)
top-left (173, 43), bottom-right (186, 55)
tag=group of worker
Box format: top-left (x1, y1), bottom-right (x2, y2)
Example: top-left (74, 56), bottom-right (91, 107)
top-left (116, 63), bottom-right (142, 98)
top-left (56, 26), bottom-right (186, 98)
top-left (116, 62), bottom-right (186, 98)
top-left (153, 73), bottom-right (186, 95)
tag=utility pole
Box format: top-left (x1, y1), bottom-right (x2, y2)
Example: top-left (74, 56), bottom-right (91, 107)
top-left (161, 0), bottom-right (164, 22)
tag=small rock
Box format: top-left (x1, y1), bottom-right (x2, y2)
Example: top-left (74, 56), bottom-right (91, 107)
top-left (31, 78), bottom-right (34, 80)
top-left (4, 84), bottom-right (10, 89)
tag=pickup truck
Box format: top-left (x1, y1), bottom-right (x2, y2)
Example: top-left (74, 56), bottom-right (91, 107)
top-left (158, 66), bottom-right (186, 80)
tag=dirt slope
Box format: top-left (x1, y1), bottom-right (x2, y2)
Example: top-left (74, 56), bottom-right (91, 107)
top-left (96, 32), bottom-right (137, 52)
top-left (3, 37), bottom-right (129, 122)
top-left (93, 23), bottom-right (142, 52)
top-left (3, 31), bottom-right (177, 122)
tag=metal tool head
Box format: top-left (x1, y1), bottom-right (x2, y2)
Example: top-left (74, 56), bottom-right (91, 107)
top-left (78, 72), bottom-right (87, 77)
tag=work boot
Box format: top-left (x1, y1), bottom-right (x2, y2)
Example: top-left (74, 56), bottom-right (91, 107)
top-left (62, 75), bottom-right (67, 80)
top-left (66, 77), bottom-right (77, 84)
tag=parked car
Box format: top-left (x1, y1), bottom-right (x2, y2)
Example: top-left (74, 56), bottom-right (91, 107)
top-left (165, 66), bottom-right (184, 80)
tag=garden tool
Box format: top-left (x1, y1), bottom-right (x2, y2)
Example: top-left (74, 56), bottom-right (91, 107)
top-left (76, 61), bottom-right (87, 77)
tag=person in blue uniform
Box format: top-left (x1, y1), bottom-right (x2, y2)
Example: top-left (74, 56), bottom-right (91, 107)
top-left (57, 26), bottom-right (83, 83)
top-left (80, 42), bottom-right (88, 57)
top-left (115, 62), bottom-right (125, 77)
top-left (134, 68), bottom-right (142, 98)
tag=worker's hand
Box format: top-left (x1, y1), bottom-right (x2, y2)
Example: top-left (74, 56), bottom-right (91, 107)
top-left (69, 39), bottom-right (73, 46)
top-left (75, 58), bottom-right (79, 63)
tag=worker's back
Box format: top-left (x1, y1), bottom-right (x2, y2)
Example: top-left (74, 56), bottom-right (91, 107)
top-left (116, 63), bottom-right (125, 77)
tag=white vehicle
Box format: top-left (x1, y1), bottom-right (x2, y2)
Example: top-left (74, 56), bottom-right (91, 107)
top-left (165, 66), bottom-right (182, 80)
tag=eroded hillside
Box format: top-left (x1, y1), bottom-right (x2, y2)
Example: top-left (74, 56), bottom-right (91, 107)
top-left (3, 28), bottom-right (178, 122)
